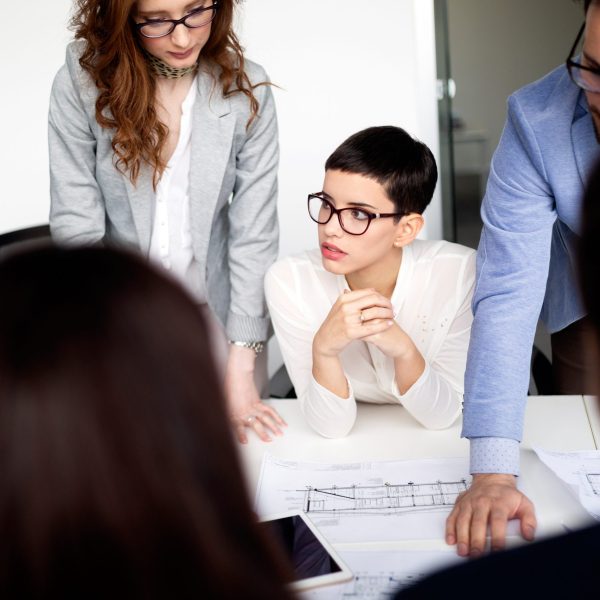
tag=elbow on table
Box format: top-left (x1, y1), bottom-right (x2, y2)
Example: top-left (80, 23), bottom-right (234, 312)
top-left (312, 418), bottom-right (356, 439)
top-left (300, 400), bottom-right (357, 439)
top-left (414, 407), bottom-right (461, 431)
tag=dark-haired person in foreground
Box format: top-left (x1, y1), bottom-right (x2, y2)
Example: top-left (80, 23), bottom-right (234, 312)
top-left (0, 246), bottom-right (294, 598)
top-left (265, 126), bottom-right (475, 437)
top-left (395, 159), bottom-right (600, 599)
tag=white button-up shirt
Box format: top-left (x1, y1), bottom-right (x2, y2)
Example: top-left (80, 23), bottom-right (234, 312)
top-left (265, 240), bottom-right (476, 438)
top-left (149, 78), bottom-right (203, 301)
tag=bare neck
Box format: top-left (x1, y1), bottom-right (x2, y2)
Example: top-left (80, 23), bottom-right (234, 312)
top-left (345, 247), bottom-right (403, 298)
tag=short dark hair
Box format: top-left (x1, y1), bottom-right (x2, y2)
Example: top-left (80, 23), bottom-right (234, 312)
top-left (0, 246), bottom-right (293, 598)
top-left (324, 126), bottom-right (438, 215)
top-left (585, 0), bottom-right (599, 13)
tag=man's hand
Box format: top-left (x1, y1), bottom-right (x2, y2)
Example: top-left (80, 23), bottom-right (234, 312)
top-left (445, 473), bottom-right (536, 556)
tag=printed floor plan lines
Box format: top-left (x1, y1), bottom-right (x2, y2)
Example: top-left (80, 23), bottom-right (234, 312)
top-left (302, 480), bottom-right (469, 515)
top-left (255, 454), bottom-right (472, 542)
top-left (586, 473), bottom-right (600, 495)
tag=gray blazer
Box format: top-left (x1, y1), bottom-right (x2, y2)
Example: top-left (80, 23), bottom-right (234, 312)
top-left (49, 41), bottom-right (279, 342)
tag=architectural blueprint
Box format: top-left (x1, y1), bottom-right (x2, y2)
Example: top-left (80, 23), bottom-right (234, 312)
top-left (255, 454), bottom-right (471, 543)
top-left (301, 549), bottom-right (464, 599)
top-left (534, 446), bottom-right (600, 519)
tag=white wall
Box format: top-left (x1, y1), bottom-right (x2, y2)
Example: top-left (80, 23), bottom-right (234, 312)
top-left (447, 0), bottom-right (583, 161)
top-left (0, 0), bottom-right (73, 233)
top-left (238, 0), bottom-right (441, 259)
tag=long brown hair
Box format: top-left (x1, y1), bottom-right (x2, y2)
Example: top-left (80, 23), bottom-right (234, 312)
top-left (0, 245), bottom-right (294, 598)
top-left (71, 0), bottom-right (264, 186)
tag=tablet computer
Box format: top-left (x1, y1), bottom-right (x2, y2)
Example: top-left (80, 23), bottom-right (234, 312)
top-left (260, 511), bottom-right (353, 591)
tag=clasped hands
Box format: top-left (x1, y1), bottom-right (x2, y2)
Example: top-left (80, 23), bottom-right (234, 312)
top-left (313, 288), bottom-right (412, 359)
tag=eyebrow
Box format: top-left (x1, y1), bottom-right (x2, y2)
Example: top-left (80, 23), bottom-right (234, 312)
top-left (319, 191), bottom-right (378, 211)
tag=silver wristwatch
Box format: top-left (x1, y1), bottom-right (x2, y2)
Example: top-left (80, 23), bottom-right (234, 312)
top-left (228, 340), bottom-right (265, 354)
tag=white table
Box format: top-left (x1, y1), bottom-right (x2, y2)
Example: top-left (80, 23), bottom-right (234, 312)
top-left (584, 395), bottom-right (600, 448)
top-left (239, 396), bottom-right (597, 540)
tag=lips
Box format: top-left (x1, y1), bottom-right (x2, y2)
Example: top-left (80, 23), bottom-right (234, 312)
top-left (321, 242), bottom-right (347, 261)
top-left (168, 48), bottom-right (194, 60)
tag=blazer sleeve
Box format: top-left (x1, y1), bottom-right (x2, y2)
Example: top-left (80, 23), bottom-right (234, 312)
top-left (226, 71), bottom-right (279, 342)
top-left (462, 93), bottom-right (557, 444)
top-left (48, 58), bottom-right (106, 245)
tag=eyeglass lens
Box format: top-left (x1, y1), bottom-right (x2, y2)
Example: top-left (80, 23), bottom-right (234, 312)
top-left (308, 196), bottom-right (371, 235)
top-left (138, 3), bottom-right (215, 38)
top-left (570, 58), bottom-right (600, 93)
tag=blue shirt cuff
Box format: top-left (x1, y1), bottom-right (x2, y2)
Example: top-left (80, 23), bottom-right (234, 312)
top-left (470, 437), bottom-right (520, 476)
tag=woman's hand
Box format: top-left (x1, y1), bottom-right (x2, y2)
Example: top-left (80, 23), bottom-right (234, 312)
top-left (363, 318), bottom-right (415, 359)
top-left (313, 289), bottom-right (395, 358)
top-left (224, 344), bottom-right (287, 444)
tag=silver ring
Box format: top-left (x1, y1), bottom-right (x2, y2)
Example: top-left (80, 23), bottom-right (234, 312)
top-left (360, 311), bottom-right (366, 323)
top-left (245, 415), bottom-right (256, 425)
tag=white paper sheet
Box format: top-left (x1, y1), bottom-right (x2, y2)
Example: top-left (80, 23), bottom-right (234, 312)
top-left (301, 549), bottom-right (465, 599)
top-left (534, 446), bottom-right (600, 519)
top-left (255, 454), bottom-right (472, 543)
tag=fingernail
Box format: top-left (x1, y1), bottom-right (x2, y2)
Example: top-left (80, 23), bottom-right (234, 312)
top-left (525, 526), bottom-right (535, 540)
top-left (469, 549), bottom-right (481, 558)
top-left (446, 534), bottom-right (456, 545)
top-left (457, 543), bottom-right (468, 556)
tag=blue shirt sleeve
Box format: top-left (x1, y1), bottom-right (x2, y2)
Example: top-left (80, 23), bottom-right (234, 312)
top-left (470, 437), bottom-right (520, 476)
top-left (462, 94), bottom-right (557, 465)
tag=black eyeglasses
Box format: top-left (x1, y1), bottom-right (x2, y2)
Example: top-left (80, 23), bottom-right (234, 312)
top-left (135, 1), bottom-right (218, 39)
top-left (566, 22), bottom-right (600, 93)
top-left (307, 194), bottom-right (405, 236)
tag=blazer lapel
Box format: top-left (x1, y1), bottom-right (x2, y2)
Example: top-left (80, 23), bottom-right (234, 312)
top-left (189, 65), bottom-right (234, 265)
top-left (121, 66), bottom-right (234, 261)
top-left (123, 163), bottom-right (154, 255)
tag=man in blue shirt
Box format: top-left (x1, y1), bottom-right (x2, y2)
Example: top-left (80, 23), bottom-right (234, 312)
top-left (446, 0), bottom-right (600, 557)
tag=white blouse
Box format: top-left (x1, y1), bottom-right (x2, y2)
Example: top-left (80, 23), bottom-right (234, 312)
top-left (265, 239), bottom-right (476, 438)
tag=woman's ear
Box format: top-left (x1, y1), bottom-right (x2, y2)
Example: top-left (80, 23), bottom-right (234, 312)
top-left (393, 213), bottom-right (424, 247)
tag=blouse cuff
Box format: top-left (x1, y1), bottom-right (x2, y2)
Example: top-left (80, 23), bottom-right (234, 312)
top-left (301, 375), bottom-right (357, 438)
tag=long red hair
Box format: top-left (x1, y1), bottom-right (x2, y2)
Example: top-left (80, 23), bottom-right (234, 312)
top-left (71, 0), bottom-right (264, 186)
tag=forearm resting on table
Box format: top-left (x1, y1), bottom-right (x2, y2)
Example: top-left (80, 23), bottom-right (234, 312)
top-left (311, 349), bottom-right (350, 399)
top-left (393, 339), bottom-right (426, 394)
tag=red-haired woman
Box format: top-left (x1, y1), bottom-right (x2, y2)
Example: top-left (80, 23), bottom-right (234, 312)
top-left (48, 0), bottom-right (285, 443)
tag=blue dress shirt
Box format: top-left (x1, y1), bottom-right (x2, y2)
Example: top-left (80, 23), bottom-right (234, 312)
top-left (463, 64), bottom-right (600, 475)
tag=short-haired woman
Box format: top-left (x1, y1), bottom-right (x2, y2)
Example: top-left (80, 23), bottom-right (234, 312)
top-left (266, 126), bottom-right (476, 438)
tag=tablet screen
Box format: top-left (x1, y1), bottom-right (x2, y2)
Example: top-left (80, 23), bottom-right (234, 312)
top-left (261, 514), bottom-right (343, 580)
